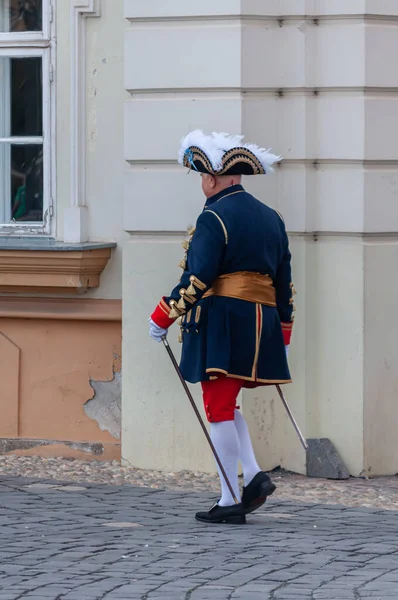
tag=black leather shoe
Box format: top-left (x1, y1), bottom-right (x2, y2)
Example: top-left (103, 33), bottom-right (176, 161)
top-left (195, 502), bottom-right (246, 524)
top-left (242, 472), bottom-right (276, 514)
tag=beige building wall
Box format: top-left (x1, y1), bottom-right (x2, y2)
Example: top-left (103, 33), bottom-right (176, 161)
top-left (122, 1), bottom-right (398, 476)
top-left (0, 1), bottom-right (125, 459)
top-left (56, 0), bottom-right (127, 300)
top-left (0, 300), bottom-right (121, 460)
top-left (364, 242), bottom-right (398, 475)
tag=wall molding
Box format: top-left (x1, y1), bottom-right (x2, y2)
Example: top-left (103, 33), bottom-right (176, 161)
top-left (125, 14), bottom-right (398, 24)
top-left (0, 298), bottom-right (122, 321)
top-left (67, 0), bottom-right (101, 243)
top-left (0, 246), bottom-right (112, 293)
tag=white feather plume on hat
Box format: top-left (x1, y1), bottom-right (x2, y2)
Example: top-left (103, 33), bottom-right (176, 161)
top-left (178, 130), bottom-right (282, 174)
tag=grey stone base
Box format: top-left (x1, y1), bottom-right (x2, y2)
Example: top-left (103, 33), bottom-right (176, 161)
top-left (0, 438), bottom-right (108, 456)
top-left (306, 438), bottom-right (350, 480)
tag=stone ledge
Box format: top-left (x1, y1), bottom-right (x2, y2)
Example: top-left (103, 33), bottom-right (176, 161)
top-left (0, 298), bottom-right (122, 321)
top-left (0, 237), bottom-right (116, 252)
top-left (0, 438), bottom-right (120, 461)
top-left (0, 238), bottom-right (116, 293)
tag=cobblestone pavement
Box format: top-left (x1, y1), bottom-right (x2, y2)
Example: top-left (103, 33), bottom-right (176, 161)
top-left (0, 456), bottom-right (397, 510)
top-left (0, 477), bottom-right (398, 599)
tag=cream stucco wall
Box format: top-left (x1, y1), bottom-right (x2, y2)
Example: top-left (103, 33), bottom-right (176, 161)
top-left (121, 2), bottom-right (310, 473)
top-left (121, 0), bottom-right (398, 477)
top-left (306, 237), bottom-right (365, 475)
top-left (56, 0), bottom-right (127, 299)
top-left (122, 236), bottom-right (216, 473)
top-left (56, 0), bottom-right (398, 476)
top-left (364, 241), bottom-right (398, 475)
top-left (242, 235), bottom-right (307, 476)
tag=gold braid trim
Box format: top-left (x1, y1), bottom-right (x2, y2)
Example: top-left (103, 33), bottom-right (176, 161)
top-left (218, 148), bottom-right (266, 176)
top-left (189, 275), bottom-right (207, 292)
top-left (159, 303), bottom-right (170, 317)
top-left (182, 145), bottom-right (267, 176)
top-left (169, 299), bottom-right (184, 320)
top-left (184, 293), bottom-right (196, 305)
top-left (178, 227), bottom-right (196, 271)
top-left (183, 146), bottom-right (216, 174)
top-left (187, 282), bottom-right (197, 296)
top-left (169, 274), bottom-right (208, 319)
top-left (288, 282), bottom-right (297, 320)
top-left (205, 211), bottom-right (228, 244)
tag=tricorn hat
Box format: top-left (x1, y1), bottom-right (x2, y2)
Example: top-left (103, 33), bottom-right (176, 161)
top-left (178, 130), bottom-right (282, 176)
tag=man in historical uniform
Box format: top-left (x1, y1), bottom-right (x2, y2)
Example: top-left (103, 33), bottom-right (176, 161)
top-left (149, 131), bottom-right (295, 525)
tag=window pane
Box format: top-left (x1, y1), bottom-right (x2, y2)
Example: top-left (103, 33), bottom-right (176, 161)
top-left (0, 0), bottom-right (42, 32)
top-left (10, 144), bottom-right (43, 222)
top-left (12, 57), bottom-right (42, 136)
top-left (0, 57), bottom-right (42, 137)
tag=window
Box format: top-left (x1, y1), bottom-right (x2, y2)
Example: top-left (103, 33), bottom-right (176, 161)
top-left (0, 0), bottom-right (53, 233)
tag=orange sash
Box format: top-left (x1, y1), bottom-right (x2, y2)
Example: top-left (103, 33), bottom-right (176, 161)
top-left (203, 271), bottom-right (276, 306)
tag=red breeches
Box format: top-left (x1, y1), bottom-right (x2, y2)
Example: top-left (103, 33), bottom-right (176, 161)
top-left (201, 376), bottom-right (243, 423)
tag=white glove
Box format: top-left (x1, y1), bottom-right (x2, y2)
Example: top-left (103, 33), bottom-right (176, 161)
top-left (285, 346), bottom-right (289, 358)
top-left (148, 318), bottom-right (167, 343)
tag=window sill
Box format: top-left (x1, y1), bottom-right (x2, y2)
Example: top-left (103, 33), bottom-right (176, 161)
top-left (0, 238), bottom-right (116, 294)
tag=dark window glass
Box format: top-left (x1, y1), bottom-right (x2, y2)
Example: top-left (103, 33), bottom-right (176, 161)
top-left (2, 0), bottom-right (43, 32)
top-left (11, 143), bottom-right (43, 222)
top-left (11, 57), bottom-right (42, 137)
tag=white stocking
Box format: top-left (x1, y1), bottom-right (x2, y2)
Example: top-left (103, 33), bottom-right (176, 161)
top-left (210, 420), bottom-right (241, 506)
top-left (234, 409), bottom-right (261, 486)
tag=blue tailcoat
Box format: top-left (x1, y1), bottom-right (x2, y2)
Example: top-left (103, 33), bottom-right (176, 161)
top-left (164, 185), bottom-right (294, 386)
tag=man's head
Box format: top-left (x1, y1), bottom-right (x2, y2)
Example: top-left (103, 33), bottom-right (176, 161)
top-left (201, 174), bottom-right (242, 199)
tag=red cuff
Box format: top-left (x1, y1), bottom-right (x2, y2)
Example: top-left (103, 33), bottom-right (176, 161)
top-left (281, 322), bottom-right (293, 346)
top-left (151, 298), bottom-right (175, 329)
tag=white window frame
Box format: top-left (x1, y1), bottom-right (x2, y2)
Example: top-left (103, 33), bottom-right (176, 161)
top-left (0, 0), bottom-right (55, 235)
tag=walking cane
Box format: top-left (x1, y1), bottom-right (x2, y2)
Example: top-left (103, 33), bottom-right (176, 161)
top-left (162, 338), bottom-right (240, 505)
top-left (275, 385), bottom-right (308, 451)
